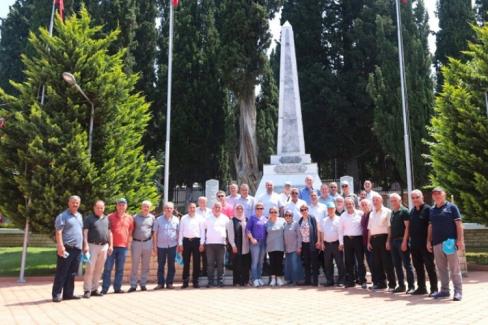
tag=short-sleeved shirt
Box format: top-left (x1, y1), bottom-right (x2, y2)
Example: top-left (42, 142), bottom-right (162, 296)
top-left (390, 206), bottom-right (410, 239)
top-left (154, 215), bottom-right (179, 248)
top-left (237, 195), bottom-right (255, 218)
top-left (133, 214), bottom-right (155, 241)
top-left (259, 192), bottom-right (283, 217)
top-left (284, 199), bottom-right (307, 222)
top-left (429, 201), bottom-right (461, 245)
top-left (318, 195), bottom-right (334, 206)
top-left (299, 187), bottom-right (319, 205)
top-left (319, 216), bottom-right (341, 243)
top-left (409, 204), bottom-right (431, 248)
top-left (368, 207), bottom-right (391, 236)
top-left (309, 202), bottom-right (326, 221)
top-left (84, 213), bottom-right (109, 244)
top-left (109, 213), bottom-right (134, 248)
top-left (266, 218), bottom-right (286, 252)
top-left (55, 209), bottom-right (83, 249)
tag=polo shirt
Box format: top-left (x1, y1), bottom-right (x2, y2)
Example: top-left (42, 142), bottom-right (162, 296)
top-left (318, 195), bottom-right (334, 206)
top-left (221, 203), bottom-right (234, 218)
top-left (429, 201), bottom-right (461, 246)
top-left (299, 187), bottom-right (319, 205)
top-left (409, 204), bottom-right (430, 248)
top-left (55, 209), bottom-right (83, 249)
top-left (390, 206), bottom-right (410, 239)
top-left (154, 215), bottom-right (179, 248)
top-left (84, 213), bottom-right (109, 244)
top-left (108, 213), bottom-right (134, 248)
top-left (132, 213), bottom-right (155, 241)
top-left (319, 216), bottom-right (341, 243)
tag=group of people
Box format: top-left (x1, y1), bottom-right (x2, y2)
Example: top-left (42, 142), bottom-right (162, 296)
top-left (51, 177), bottom-right (465, 303)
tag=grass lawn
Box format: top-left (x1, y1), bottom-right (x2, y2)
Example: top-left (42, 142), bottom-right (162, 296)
top-left (0, 247), bottom-right (57, 276)
top-left (466, 248), bottom-right (488, 265)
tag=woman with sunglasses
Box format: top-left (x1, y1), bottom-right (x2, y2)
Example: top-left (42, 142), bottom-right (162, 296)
top-left (246, 202), bottom-right (268, 287)
top-left (266, 207), bottom-right (286, 286)
top-left (299, 203), bottom-right (321, 286)
top-left (284, 209), bottom-right (302, 285)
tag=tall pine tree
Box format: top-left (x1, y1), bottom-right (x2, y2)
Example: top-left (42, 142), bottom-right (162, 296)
top-left (428, 24), bottom-right (488, 225)
top-left (0, 8), bottom-right (159, 233)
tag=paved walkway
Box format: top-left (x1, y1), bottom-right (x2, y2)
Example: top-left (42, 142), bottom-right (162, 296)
top-left (1, 272), bottom-right (487, 324)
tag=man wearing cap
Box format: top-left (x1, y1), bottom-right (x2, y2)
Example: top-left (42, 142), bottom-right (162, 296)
top-left (52, 195), bottom-right (83, 302)
top-left (82, 200), bottom-right (111, 298)
top-left (428, 187), bottom-right (464, 301)
top-left (409, 190), bottom-right (438, 296)
top-left (280, 181), bottom-right (292, 206)
top-left (318, 201), bottom-right (345, 286)
top-left (340, 197), bottom-right (367, 288)
top-left (259, 180), bottom-right (282, 217)
top-left (341, 181), bottom-right (359, 208)
top-left (102, 198), bottom-right (133, 294)
top-left (128, 200), bottom-right (155, 292)
top-left (318, 183), bottom-right (334, 206)
top-left (153, 201), bottom-right (179, 290)
top-left (299, 175), bottom-right (319, 205)
top-left (389, 193), bottom-right (415, 294)
top-left (284, 188), bottom-right (306, 222)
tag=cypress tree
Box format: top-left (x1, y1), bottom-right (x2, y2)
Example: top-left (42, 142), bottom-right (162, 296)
top-left (435, 0), bottom-right (475, 90)
top-left (428, 25), bottom-right (488, 225)
top-left (0, 8), bottom-right (159, 233)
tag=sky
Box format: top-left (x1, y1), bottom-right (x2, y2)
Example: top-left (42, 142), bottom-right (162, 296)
top-left (0, 0), bottom-right (439, 52)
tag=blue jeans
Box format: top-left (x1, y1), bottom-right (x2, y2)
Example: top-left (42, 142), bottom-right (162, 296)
top-left (391, 238), bottom-right (414, 288)
top-left (157, 246), bottom-right (176, 285)
top-left (284, 252), bottom-right (302, 283)
top-left (250, 241), bottom-right (266, 281)
top-left (102, 247), bottom-right (127, 292)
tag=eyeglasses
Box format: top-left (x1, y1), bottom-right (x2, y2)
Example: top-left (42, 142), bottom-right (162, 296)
top-left (217, 195), bottom-right (224, 198)
top-left (269, 211), bottom-right (278, 214)
top-left (300, 208), bottom-right (308, 212)
top-left (291, 192), bottom-right (298, 195)
top-left (341, 185), bottom-right (348, 187)
top-left (256, 207), bottom-right (264, 210)
top-left (411, 196), bottom-right (420, 199)
top-left (284, 214), bottom-right (292, 217)
top-left (236, 207), bottom-right (243, 210)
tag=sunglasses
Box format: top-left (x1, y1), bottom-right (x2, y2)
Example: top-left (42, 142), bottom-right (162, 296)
top-left (269, 211), bottom-right (278, 214)
top-left (291, 192), bottom-right (298, 195)
top-left (341, 185), bottom-right (348, 187)
top-left (284, 214), bottom-right (292, 218)
top-left (236, 207), bottom-right (243, 210)
top-left (300, 208), bottom-right (308, 212)
top-left (217, 195), bottom-right (224, 198)
top-left (256, 207), bottom-right (264, 210)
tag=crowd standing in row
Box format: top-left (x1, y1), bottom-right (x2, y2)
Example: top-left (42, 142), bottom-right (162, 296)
top-left (51, 178), bottom-right (464, 303)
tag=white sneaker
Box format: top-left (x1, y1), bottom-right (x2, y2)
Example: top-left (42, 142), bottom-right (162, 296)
top-left (258, 279), bottom-right (264, 286)
top-left (253, 279), bottom-right (260, 287)
top-left (270, 276), bottom-right (277, 287)
top-left (277, 277), bottom-right (285, 286)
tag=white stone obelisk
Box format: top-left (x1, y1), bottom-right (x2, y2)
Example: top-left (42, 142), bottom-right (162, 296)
top-left (255, 22), bottom-right (321, 198)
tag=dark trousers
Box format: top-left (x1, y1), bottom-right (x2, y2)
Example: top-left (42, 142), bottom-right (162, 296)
top-left (206, 244), bottom-right (226, 285)
top-left (364, 245), bottom-right (377, 284)
top-left (371, 234), bottom-right (396, 288)
top-left (52, 246), bottom-right (81, 299)
top-left (182, 238), bottom-right (200, 285)
top-left (391, 238), bottom-right (415, 288)
top-left (268, 251), bottom-right (284, 276)
top-left (201, 249), bottom-right (208, 276)
top-left (323, 241), bottom-right (345, 284)
top-left (344, 236), bottom-right (366, 285)
top-left (411, 245), bottom-right (438, 292)
top-left (301, 242), bottom-right (318, 285)
top-left (317, 250), bottom-right (326, 277)
top-left (157, 246), bottom-right (176, 286)
top-left (232, 252), bottom-right (250, 286)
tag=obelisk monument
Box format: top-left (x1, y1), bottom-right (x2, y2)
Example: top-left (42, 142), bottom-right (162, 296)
top-left (255, 22), bottom-right (321, 198)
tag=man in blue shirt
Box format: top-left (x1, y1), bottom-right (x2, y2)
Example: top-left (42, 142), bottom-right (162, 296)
top-left (52, 195), bottom-right (83, 302)
top-left (299, 175), bottom-right (319, 205)
top-left (427, 187), bottom-right (464, 301)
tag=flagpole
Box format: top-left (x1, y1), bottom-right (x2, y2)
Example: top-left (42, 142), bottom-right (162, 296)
top-left (40, 1), bottom-right (56, 106)
top-left (163, 1), bottom-right (174, 204)
top-left (395, 0), bottom-right (413, 209)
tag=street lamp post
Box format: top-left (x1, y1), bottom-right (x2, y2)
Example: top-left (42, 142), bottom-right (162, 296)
top-left (62, 72), bottom-right (94, 157)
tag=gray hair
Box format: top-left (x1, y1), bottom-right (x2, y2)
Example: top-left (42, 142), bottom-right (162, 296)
top-left (411, 189), bottom-right (423, 198)
top-left (389, 193), bottom-right (402, 201)
top-left (164, 201), bottom-right (174, 209)
top-left (141, 200), bottom-right (152, 207)
top-left (371, 193), bottom-right (383, 201)
top-left (69, 195), bottom-right (81, 202)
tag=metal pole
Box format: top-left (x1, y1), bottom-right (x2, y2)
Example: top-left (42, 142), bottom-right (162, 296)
top-left (17, 218), bottom-right (29, 283)
top-left (40, 1), bottom-right (56, 106)
top-left (163, 2), bottom-right (174, 204)
top-left (73, 83), bottom-right (94, 158)
top-left (395, 0), bottom-right (414, 209)
top-left (484, 92), bottom-right (488, 118)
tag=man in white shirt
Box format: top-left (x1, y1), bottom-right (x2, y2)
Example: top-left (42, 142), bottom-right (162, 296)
top-left (309, 191), bottom-right (326, 220)
top-left (364, 180), bottom-right (379, 201)
top-left (284, 188), bottom-right (306, 222)
top-left (178, 202), bottom-right (203, 288)
top-left (226, 183), bottom-right (240, 208)
top-left (196, 196), bottom-right (210, 276)
top-left (258, 180), bottom-right (282, 217)
top-left (200, 202), bottom-right (230, 288)
top-left (367, 193), bottom-right (396, 291)
top-left (340, 197), bottom-right (366, 288)
top-left (237, 184), bottom-right (255, 218)
top-left (279, 181), bottom-right (292, 206)
top-left (318, 201), bottom-right (345, 286)
top-left (329, 182), bottom-right (340, 200)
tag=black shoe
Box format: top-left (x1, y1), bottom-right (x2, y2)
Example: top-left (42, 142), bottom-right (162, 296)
top-left (52, 296), bottom-right (62, 303)
top-left (128, 287), bottom-right (137, 293)
top-left (345, 283), bottom-right (355, 288)
top-left (361, 283), bottom-right (367, 289)
top-left (83, 291), bottom-right (91, 299)
top-left (101, 289), bottom-right (108, 295)
top-left (63, 295), bottom-right (82, 300)
top-left (369, 284), bottom-right (387, 290)
top-left (393, 286), bottom-right (406, 293)
top-left (153, 285), bottom-right (164, 290)
top-left (406, 287), bottom-right (416, 294)
top-left (114, 289), bottom-right (125, 294)
top-left (412, 288), bottom-right (428, 295)
top-left (166, 284), bottom-right (174, 289)
top-left (91, 290), bottom-right (102, 297)
top-left (218, 282), bottom-right (224, 288)
top-left (140, 286), bottom-right (147, 291)
top-left (323, 283), bottom-right (334, 287)
top-left (193, 283), bottom-right (200, 289)
top-left (181, 283), bottom-right (189, 289)
top-left (207, 282), bottom-right (215, 288)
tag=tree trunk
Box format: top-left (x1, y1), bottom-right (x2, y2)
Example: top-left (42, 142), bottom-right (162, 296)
top-left (236, 91), bottom-right (260, 192)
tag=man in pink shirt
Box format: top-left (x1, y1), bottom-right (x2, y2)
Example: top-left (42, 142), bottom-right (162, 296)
top-left (217, 190), bottom-right (233, 218)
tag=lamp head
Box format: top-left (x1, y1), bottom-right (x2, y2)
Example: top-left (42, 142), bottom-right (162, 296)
top-left (62, 72), bottom-right (77, 86)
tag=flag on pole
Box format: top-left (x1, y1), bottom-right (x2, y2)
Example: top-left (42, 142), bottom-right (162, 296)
top-left (54, 0), bottom-right (64, 20)
top-left (171, 0), bottom-right (179, 7)
top-left (401, 0), bottom-right (408, 4)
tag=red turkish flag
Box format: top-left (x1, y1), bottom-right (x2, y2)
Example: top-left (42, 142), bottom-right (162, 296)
top-left (54, 0), bottom-right (64, 20)
top-left (171, 0), bottom-right (179, 7)
top-left (401, 0), bottom-right (408, 4)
